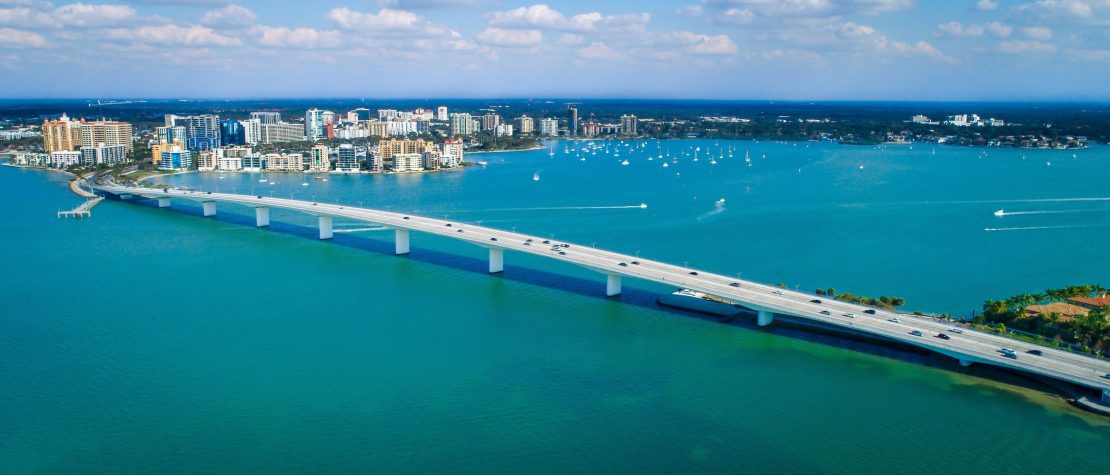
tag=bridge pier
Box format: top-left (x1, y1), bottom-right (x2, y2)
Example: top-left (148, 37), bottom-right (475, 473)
top-left (202, 201), bottom-right (216, 217)
top-left (489, 247), bottom-right (504, 273)
top-left (255, 207), bottom-right (270, 227)
top-left (606, 274), bottom-right (621, 297)
top-left (395, 229), bottom-right (409, 255)
top-left (157, 198), bottom-right (171, 208)
top-left (959, 359), bottom-right (973, 367)
top-left (1103, 389), bottom-right (1109, 405)
top-left (757, 310), bottom-right (774, 326)
top-left (318, 216), bottom-right (333, 240)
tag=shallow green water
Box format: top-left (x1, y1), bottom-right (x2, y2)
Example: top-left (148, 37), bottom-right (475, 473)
top-left (1, 141), bottom-right (1108, 474)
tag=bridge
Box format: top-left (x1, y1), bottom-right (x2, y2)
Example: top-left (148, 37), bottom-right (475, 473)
top-left (95, 182), bottom-right (1110, 406)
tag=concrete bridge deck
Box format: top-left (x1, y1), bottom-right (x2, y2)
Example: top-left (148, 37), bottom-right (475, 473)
top-left (95, 183), bottom-right (1110, 402)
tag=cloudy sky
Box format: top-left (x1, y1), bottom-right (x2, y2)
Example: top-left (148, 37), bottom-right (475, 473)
top-left (1, 0), bottom-right (1108, 100)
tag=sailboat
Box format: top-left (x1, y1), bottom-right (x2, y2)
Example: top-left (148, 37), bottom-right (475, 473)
top-left (532, 172), bottom-right (541, 181)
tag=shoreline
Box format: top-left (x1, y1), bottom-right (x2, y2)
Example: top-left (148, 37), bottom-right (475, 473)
top-left (465, 145), bottom-right (545, 154)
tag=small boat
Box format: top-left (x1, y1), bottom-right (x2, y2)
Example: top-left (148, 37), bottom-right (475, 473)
top-left (532, 172), bottom-right (540, 181)
top-left (716, 198), bottom-right (726, 205)
top-left (662, 162), bottom-right (669, 168)
top-left (259, 178), bottom-right (267, 183)
top-left (621, 159), bottom-right (629, 166)
top-left (639, 203), bottom-right (648, 209)
top-left (993, 209), bottom-right (1005, 217)
top-left (477, 161), bottom-right (489, 166)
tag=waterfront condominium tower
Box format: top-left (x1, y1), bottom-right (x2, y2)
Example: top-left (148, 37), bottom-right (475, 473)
top-left (620, 114), bottom-right (638, 136)
top-left (41, 113), bottom-right (82, 152)
top-left (305, 109), bottom-right (328, 142)
top-left (80, 119), bottom-right (134, 153)
top-left (568, 106), bottom-right (578, 136)
top-left (437, 106), bottom-right (448, 121)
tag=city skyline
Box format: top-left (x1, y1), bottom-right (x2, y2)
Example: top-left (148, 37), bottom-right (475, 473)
top-left (0, 1), bottom-right (1108, 101)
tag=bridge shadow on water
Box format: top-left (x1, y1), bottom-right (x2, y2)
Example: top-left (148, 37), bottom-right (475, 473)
top-left (117, 195), bottom-right (1103, 413)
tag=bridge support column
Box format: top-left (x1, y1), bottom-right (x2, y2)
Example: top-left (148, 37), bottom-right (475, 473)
top-left (202, 201), bottom-right (216, 217)
top-left (757, 310), bottom-right (774, 327)
top-left (157, 198), bottom-right (171, 208)
top-left (255, 207), bottom-right (270, 227)
top-left (395, 229), bottom-right (409, 255)
top-left (1103, 389), bottom-right (1110, 405)
top-left (489, 248), bottom-right (504, 273)
top-left (318, 216), bottom-right (333, 240)
top-left (959, 359), bottom-right (973, 367)
top-left (606, 274), bottom-right (621, 297)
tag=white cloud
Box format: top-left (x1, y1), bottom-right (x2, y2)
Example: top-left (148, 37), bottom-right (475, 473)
top-left (327, 7), bottom-right (424, 30)
top-left (975, 0), bottom-right (999, 10)
top-left (576, 41), bottom-right (621, 60)
top-left (476, 27), bottom-right (542, 47)
top-left (200, 4), bottom-right (257, 27)
top-left (1013, 0), bottom-right (1108, 22)
top-left (935, 21), bottom-right (1011, 37)
top-left (1021, 26), bottom-right (1053, 39)
top-left (487, 4), bottom-right (650, 33)
top-left (255, 26), bottom-right (342, 49)
top-left (106, 24), bottom-right (241, 46)
top-left (0, 3), bottom-right (138, 29)
top-left (0, 26), bottom-right (44, 47)
top-left (998, 39), bottom-right (1058, 54)
top-left (662, 31), bottom-right (738, 55)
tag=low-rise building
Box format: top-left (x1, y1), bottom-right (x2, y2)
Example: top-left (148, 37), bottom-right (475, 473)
top-left (392, 153), bottom-right (423, 172)
top-left (264, 153), bottom-right (304, 172)
top-left (80, 143), bottom-right (128, 166)
top-left (158, 145), bottom-right (193, 171)
top-left (49, 150), bottom-right (82, 168)
top-left (334, 144), bottom-right (359, 172)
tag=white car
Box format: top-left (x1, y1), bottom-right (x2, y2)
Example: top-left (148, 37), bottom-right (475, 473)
top-left (910, 330), bottom-right (923, 336)
top-left (772, 290), bottom-right (784, 295)
top-left (888, 318), bottom-right (901, 323)
top-left (842, 312), bottom-right (857, 318)
top-left (949, 328), bottom-right (964, 334)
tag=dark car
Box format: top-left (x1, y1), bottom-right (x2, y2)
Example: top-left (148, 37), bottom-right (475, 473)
top-left (619, 262), bottom-right (628, 267)
top-left (810, 299), bottom-right (822, 304)
top-left (1026, 349), bottom-right (1043, 356)
top-left (542, 240), bottom-right (550, 244)
top-left (729, 282), bottom-right (741, 287)
top-left (631, 261), bottom-right (640, 265)
top-left (257, 195), bottom-right (263, 199)
top-left (526, 238), bottom-right (533, 243)
top-left (445, 223), bottom-right (452, 227)
top-left (562, 244), bottom-right (570, 248)
top-left (457, 229), bottom-right (463, 233)
top-left (688, 271), bottom-right (698, 276)
top-left (863, 309), bottom-right (877, 314)
top-left (403, 216), bottom-right (410, 220)
top-left (820, 310), bottom-right (831, 315)
top-left (490, 237), bottom-right (497, 241)
top-left (936, 333), bottom-right (951, 340)
top-left (206, 191), bottom-right (212, 195)
top-left (558, 251), bottom-right (566, 255)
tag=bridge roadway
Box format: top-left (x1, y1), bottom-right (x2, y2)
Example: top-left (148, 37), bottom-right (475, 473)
top-left (98, 183), bottom-right (1110, 400)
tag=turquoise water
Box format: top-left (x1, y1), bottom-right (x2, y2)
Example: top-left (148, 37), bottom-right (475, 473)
top-left (2, 140), bottom-right (1109, 474)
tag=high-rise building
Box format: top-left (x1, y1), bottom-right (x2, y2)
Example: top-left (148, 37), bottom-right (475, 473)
top-left (158, 145), bottom-right (192, 171)
top-left (150, 140), bottom-right (182, 165)
top-left (305, 109), bottom-right (326, 142)
top-left (421, 150), bottom-right (441, 170)
top-left (156, 126), bottom-right (186, 145)
top-left (240, 118), bottom-right (261, 145)
top-left (450, 113), bottom-right (477, 136)
top-left (378, 109), bottom-right (400, 121)
top-left (440, 138), bottom-right (464, 168)
top-left (249, 111), bottom-right (282, 125)
top-left (177, 115), bottom-right (220, 151)
top-left (582, 121), bottom-right (601, 138)
top-left (308, 144), bottom-right (330, 173)
top-left (620, 114), bottom-right (638, 136)
top-left (49, 151), bottom-right (82, 168)
top-left (568, 106), bottom-right (578, 136)
top-left (220, 120), bottom-right (245, 146)
top-left (495, 124), bottom-right (514, 137)
top-left (378, 139), bottom-right (432, 163)
top-left (436, 106), bottom-right (448, 121)
top-left (482, 113), bottom-right (501, 131)
top-left (350, 108), bottom-right (372, 121)
top-left (80, 143), bottom-right (128, 166)
top-left (392, 153), bottom-right (423, 172)
top-left (516, 115), bottom-right (534, 134)
top-left (260, 122), bottom-right (305, 144)
top-left (540, 118), bottom-right (559, 137)
top-left (366, 148), bottom-right (384, 173)
top-left (42, 113), bottom-right (83, 152)
top-left (80, 119), bottom-right (133, 153)
top-left (335, 144), bottom-right (359, 172)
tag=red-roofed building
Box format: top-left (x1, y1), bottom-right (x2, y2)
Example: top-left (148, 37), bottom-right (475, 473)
top-left (1067, 296), bottom-right (1110, 311)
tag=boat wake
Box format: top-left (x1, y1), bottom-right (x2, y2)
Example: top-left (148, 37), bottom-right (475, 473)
top-left (697, 201), bottom-right (727, 221)
top-left (984, 225), bottom-right (1093, 232)
top-left (486, 204), bottom-right (648, 212)
top-left (993, 209), bottom-right (1094, 217)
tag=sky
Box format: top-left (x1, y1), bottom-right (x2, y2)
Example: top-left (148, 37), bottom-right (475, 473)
top-left (0, 0), bottom-right (1108, 100)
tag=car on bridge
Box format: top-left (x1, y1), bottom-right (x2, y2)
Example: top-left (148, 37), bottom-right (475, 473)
top-left (936, 333), bottom-right (951, 340)
top-left (772, 290), bottom-right (784, 295)
top-left (1026, 349), bottom-right (1042, 356)
top-left (888, 317), bottom-right (901, 323)
top-left (619, 262), bottom-right (628, 267)
top-left (688, 271), bottom-right (699, 276)
top-left (730, 282), bottom-right (740, 287)
top-left (910, 330), bottom-right (923, 336)
top-left (842, 312), bottom-right (857, 318)
top-left (810, 299), bottom-right (822, 304)
top-left (864, 309), bottom-right (877, 314)
top-left (949, 328), bottom-right (963, 334)
top-left (819, 310), bottom-right (831, 315)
